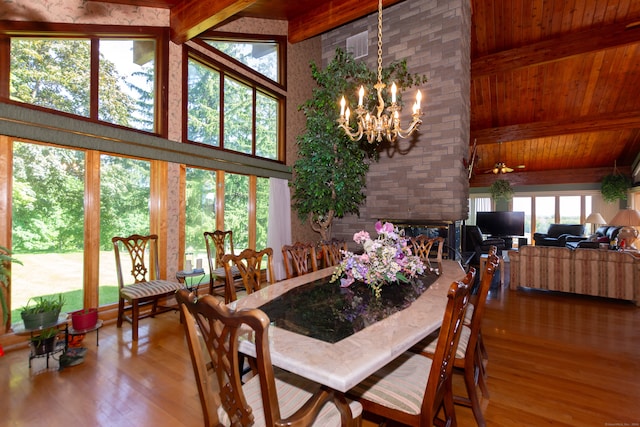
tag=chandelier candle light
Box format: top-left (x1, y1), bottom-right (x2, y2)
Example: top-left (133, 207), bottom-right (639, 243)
top-left (337, 0), bottom-right (423, 144)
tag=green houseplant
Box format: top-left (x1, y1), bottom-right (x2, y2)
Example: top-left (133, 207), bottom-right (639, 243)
top-left (600, 173), bottom-right (631, 203)
top-left (489, 179), bottom-right (514, 201)
top-left (20, 294), bottom-right (65, 330)
top-left (30, 327), bottom-right (59, 355)
top-left (0, 245), bottom-right (22, 327)
top-left (291, 48), bottom-right (427, 240)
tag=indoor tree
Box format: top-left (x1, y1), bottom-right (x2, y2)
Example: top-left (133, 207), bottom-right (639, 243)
top-left (291, 48), bottom-right (427, 240)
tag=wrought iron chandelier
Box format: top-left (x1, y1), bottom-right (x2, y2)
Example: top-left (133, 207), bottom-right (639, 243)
top-left (337, 0), bottom-right (423, 144)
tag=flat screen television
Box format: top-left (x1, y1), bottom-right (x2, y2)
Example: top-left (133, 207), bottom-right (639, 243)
top-left (476, 211), bottom-right (525, 237)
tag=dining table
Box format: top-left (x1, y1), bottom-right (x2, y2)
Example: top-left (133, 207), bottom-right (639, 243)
top-left (231, 259), bottom-right (466, 393)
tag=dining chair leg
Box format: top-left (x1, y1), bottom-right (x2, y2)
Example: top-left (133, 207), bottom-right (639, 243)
top-left (117, 298), bottom-right (125, 328)
top-left (131, 301), bottom-right (139, 341)
top-left (460, 364), bottom-right (487, 427)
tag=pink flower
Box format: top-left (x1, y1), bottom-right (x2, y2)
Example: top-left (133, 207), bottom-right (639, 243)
top-left (353, 230), bottom-right (370, 244)
top-left (375, 221), bottom-right (394, 234)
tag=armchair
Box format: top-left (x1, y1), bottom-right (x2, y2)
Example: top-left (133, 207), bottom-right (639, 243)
top-left (533, 224), bottom-right (586, 247)
top-left (464, 225), bottom-right (505, 265)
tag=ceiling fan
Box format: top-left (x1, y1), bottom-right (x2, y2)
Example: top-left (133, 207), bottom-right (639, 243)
top-left (485, 142), bottom-right (525, 174)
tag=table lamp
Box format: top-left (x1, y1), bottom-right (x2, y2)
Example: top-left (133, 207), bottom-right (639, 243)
top-left (609, 208), bottom-right (640, 249)
top-left (585, 212), bottom-right (606, 234)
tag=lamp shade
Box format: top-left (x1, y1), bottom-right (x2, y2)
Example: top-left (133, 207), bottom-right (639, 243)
top-left (609, 208), bottom-right (640, 226)
top-left (585, 212), bottom-right (606, 224)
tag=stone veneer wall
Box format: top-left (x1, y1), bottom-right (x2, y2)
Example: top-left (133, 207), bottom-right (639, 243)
top-left (321, 0), bottom-right (471, 242)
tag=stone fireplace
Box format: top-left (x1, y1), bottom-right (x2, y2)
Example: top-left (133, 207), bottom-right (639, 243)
top-left (321, 0), bottom-right (471, 259)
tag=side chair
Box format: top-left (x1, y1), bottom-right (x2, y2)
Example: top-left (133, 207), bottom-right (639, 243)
top-left (347, 277), bottom-right (472, 426)
top-left (410, 235), bottom-right (445, 275)
top-left (204, 230), bottom-right (241, 301)
top-left (282, 242), bottom-right (318, 279)
top-left (415, 251), bottom-right (498, 427)
top-left (222, 247), bottom-right (276, 303)
top-left (319, 239), bottom-right (347, 268)
top-left (112, 234), bottom-right (184, 341)
top-left (175, 289), bottom-right (363, 426)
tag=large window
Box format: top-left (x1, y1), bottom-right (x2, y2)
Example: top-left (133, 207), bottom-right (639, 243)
top-left (5, 31), bottom-right (160, 134)
top-left (99, 155), bottom-right (151, 305)
top-left (186, 45), bottom-right (282, 161)
top-left (205, 38), bottom-right (281, 83)
top-left (12, 142), bottom-right (86, 316)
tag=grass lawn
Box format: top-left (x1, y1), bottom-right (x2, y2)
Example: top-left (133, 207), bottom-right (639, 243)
top-left (9, 251), bottom-right (120, 323)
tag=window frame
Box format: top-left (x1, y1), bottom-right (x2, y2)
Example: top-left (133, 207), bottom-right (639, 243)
top-left (183, 45), bottom-right (285, 162)
top-left (0, 21), bottom-right (170, 138)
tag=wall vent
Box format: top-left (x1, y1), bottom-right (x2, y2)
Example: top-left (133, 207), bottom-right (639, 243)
top-left (346, 31), bottom-right (368, 59)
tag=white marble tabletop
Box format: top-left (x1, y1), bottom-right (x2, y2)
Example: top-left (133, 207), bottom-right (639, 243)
top-left (231, 259), bottom-right (466, 393)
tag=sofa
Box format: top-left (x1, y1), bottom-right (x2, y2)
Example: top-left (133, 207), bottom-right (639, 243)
top-left (533, 224), bottom-right (586, 247)
top-left (508, 245), bottom-right (640, 305)
top-left (565, 225), bottom-right (622, 249)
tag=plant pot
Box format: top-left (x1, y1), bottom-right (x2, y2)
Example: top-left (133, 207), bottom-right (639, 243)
top-left (21, 309), bottom-right (61, 330)
top-left (71, 308), bottom-right (98, 330)
top-left (31, 335), bottom-right (56, 355)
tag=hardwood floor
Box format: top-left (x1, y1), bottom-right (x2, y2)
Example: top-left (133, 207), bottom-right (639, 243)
top-left (2, 285), bottom-right (639, 426)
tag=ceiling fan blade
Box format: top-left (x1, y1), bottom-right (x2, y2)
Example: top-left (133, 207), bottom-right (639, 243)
top-left (504, 166), bottom-right (514, 172)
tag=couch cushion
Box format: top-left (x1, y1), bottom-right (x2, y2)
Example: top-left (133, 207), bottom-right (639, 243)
top-left (547, 224), bottom-right (586, 238)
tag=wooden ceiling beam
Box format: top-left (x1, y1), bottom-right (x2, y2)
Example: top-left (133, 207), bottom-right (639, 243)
top-left (471, 110), bottom-right (640, 145)
top-left (169, 0), bottom-right (257, 44)
top-left (472, 19), bottom-right (640, 77)
top-left (287, 0), bottom-right (404, 44)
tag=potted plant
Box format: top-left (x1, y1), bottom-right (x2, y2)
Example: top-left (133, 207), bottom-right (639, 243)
top-left (71, 307), bottom-right (98, 330)
top-left (30, 327), bottom-right (58, 355)
top-left (601, 173), bottom-right (631, 203)
top-left (489, 179), bottom-right (514, 201)
top-left (20, 294), bottom-right (65, 330)
top-left (0, 245), bottom-right (22, 327)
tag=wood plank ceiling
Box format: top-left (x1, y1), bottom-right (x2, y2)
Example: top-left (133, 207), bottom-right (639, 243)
top-left (91, 0), bottom-right (640, 187)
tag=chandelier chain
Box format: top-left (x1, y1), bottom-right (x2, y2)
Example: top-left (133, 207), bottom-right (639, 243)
top-left (377, 0), bottom-right (383, 83)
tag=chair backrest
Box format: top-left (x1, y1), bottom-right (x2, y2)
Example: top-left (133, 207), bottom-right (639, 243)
top-left (410, 235), bottom-right (445, 275)
top-left (468, 250), bottom-right (499, 344)
top-left (176, 289), bottom-right (276, 426)
top-left (465, 225), bottom-right (484, 248)
top-left (112, 234), bottom-right (160, 288)
top-left (204, 230), bottom-right (234, 272)
top-left (421, 278), bottom-right (471, 422)
top-left (319, 239), bottom-right (347, 268)
top-left (222, 248), bottom-right (275, 302)
top-left (281, 242), bottom-right (318, 279)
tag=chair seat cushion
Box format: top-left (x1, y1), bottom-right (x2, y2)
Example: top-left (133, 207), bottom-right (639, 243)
top-left (120, 279), bottom-right (184, 300)
top-left (348, 351), bottom-right (432, 416)
top-left (218, 369), bottom-right (362, 426)
top-left (417, 325), bottom-right (471, 359)
top-left (211, 265), bottom-right (240, 279)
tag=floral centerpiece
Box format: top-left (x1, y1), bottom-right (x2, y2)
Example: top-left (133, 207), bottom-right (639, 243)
top-left (331, 221), bottom-right (425, 298)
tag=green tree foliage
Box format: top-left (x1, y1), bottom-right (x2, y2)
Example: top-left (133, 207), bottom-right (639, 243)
top-left (12, 143), bottom-right (85, 252)
top-left (291, 48), bottom-right (428, 239)
top-left (10, 39), bottom-right (92, 116)
top-left (185, 168), bottom-right (216, 252)
top-left (99, 156), bottom-right (150, 249)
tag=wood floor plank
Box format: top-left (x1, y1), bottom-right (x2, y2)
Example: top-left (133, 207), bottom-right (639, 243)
top-left (1, 286), bottom-right (639, 426)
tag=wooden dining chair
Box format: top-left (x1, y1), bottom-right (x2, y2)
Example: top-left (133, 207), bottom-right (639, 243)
top-left (347, 277), bottom-right (471, 426)
top-left (282, 242), bottom-right (318, 279)
top-left (203, 230), bottom-right (241, 299)
top-left (319, 239), bottom-right (347, 268)
top-left (414, 252), bottom-right (498, 427)
top-left (410, 235), bottom-right (445, 275)
top-left (221, 247), bottom-right (276, 303)
top-left (112, 234), bottom-right (184, 341)
top-left (175, 289), bottom-right (363, 427)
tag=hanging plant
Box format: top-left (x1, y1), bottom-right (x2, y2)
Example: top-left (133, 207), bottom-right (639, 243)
top-left (600, 173), bottom-right (630, 203)
top-left (489, 179), bottom-right (514, 201)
